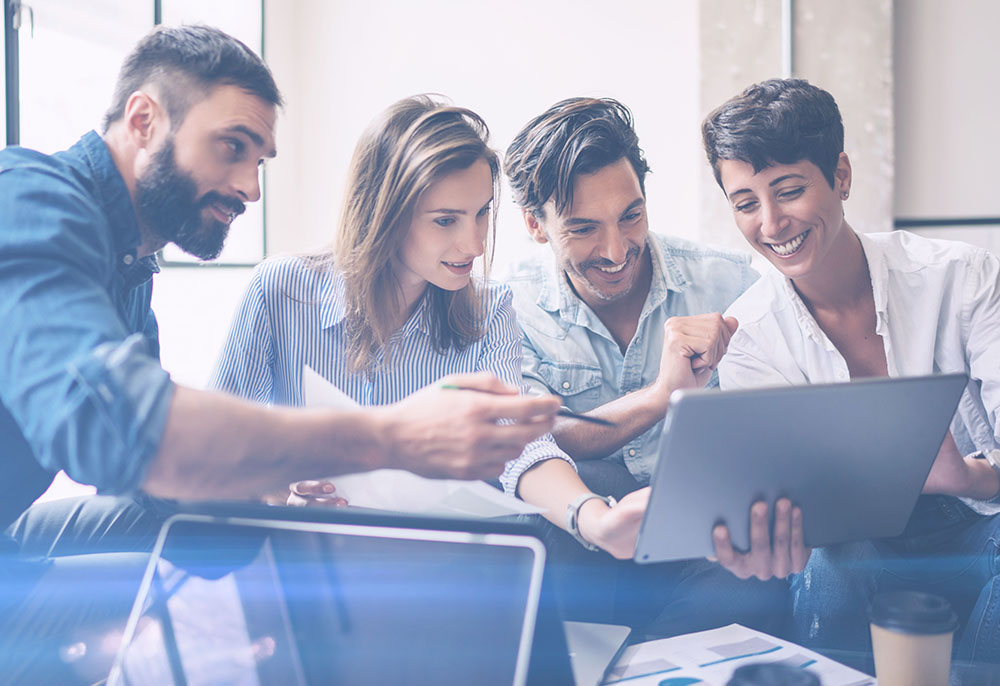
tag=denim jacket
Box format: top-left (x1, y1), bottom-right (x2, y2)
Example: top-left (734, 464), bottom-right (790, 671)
top-left (503, 232), bottom-right (757, 486)
top-left (0, 131), bottom-right (173, 532)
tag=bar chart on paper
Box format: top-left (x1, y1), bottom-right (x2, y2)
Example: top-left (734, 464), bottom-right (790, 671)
top-left (602, 624), bottom-right (874, 686)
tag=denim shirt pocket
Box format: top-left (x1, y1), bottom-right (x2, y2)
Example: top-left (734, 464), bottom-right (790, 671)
top-left (535, 361), bottom-right (604, 406)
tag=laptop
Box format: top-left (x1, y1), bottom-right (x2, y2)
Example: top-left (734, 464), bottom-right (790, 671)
top-left (634, 373), bottom-right (968, 564)
top-left (107, 504), bottom-right (575, 686)
top-left (563, 621), bottom-right (631, 686)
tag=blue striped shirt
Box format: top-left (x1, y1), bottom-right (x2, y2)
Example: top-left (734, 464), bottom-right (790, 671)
top-left (210, 254), bottom-right (572, 492)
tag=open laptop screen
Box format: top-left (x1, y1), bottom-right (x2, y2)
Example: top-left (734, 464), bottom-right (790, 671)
top-left (107, 514), bottom-right (546, 686)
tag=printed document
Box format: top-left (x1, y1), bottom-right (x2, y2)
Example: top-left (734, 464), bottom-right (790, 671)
top-left (603, 624), bottom-right (874, 686)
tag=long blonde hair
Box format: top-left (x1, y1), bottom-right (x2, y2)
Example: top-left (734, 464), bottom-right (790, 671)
top-left (333, 95), bottom-right (499, 372)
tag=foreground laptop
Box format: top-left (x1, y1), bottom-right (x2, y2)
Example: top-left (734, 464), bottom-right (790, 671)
top-left (107, 505), bottom-right (575, 686)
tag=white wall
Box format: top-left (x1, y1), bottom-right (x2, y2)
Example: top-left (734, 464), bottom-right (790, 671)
top-left (893, 0), bottom-right (1000, 255)
top-left (895, 0), bottom-right (1000, 220)
top-left (265, 0), bottom-right (702, 272)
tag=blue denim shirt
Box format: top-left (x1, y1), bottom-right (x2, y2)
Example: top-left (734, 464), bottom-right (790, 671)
top-left (504, 232), bottom-right (757, 486)
top-left (0, 131), bottom-right (174, 532)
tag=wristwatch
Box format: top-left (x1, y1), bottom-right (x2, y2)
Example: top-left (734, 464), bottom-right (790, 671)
top-left (969, 449), bottom-right (1000, 476)
top-left (968, 450), bottom-right (1000, 498)
top-left (566, 492), bottom-right (616, 552)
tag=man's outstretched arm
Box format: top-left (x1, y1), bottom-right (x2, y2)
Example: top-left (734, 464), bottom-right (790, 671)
top-left (143, 373), bottom-right (560, 500)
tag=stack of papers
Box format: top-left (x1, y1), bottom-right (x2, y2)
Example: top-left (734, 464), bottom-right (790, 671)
top-left (302, 366), bottom-right (545, 518)
top-left (603, 624), bottom-right (874, 686)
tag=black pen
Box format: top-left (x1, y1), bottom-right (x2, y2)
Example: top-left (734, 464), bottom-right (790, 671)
top-left (439, 384), bottom-right (617, 427)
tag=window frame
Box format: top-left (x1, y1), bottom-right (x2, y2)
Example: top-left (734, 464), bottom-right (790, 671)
top-left (3, 0), bottom-right (271, 267)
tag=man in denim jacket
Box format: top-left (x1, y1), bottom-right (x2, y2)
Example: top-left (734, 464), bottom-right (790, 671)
top-left (500, 98), bottom-right (786, 636)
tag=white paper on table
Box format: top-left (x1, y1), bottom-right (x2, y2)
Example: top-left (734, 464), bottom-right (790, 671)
top-left (301, 366), bottom-right (545, 518)
top-left (603, 623), bottom-right (874, 686)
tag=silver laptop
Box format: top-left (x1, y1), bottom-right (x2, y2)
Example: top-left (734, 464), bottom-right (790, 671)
top-left (634, 373), bottom-right (968, 564)
top-left (107, 512), bottom-right (548, 686)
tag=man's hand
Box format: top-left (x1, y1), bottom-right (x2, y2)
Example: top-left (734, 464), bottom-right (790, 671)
top-left (375, 372), bottom-right (560, 480)
top-left (712, 499), bottom-right (811, 580)
top-left (576, 487), bottom-right (650, 559)
top-left (654, 314), bottom-right (739, 399)
top-left (923, 432), bottom-right (1000, 500)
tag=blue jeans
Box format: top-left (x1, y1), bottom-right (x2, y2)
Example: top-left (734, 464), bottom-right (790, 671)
top-left (792, 495), bottom-right (1000, 664)
top-left (0, 495), bottom-right (168, 685)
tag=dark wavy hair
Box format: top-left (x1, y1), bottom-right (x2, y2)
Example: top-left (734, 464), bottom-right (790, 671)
top-left (102, 24), bottom-right (282, 132)
top-left (702, 78), bottom-right (843, 189)
top-left (504, 97), bottom-right (650, 218)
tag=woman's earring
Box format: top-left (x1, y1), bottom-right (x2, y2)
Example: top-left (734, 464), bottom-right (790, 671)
top-left (841, 191), bottom-right (849, 200)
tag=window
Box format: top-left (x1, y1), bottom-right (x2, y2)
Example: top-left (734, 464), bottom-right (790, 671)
top-left (10, 0), bottom-right (267, 266)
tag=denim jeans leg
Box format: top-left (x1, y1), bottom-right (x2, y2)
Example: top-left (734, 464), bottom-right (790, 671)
top-left (961, 573), bottom-right (1000, 663)
top-left (952, 520), bottom-right (1000, 664)
top-left (791, 540), bottom-right (882, 655)
top-left (635, 558), bottom-right (790, 641)
top-left (7, 494), bottom-right (170, 557)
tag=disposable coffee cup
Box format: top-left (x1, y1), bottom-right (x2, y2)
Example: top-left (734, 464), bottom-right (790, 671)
top-left (869, 590), bottom-right (958, 686)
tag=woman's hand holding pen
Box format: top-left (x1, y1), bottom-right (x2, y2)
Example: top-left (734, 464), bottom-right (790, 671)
top-left (374, 372), bottom-right (560, 480)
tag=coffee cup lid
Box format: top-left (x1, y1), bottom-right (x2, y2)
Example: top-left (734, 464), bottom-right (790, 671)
top-left (869, 590), bottom-right (959, 635)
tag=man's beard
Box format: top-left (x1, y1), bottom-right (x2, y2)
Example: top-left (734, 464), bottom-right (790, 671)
top-left (570, 244), bottom-right (643, 303)
top-left (133, 138), bottom-right (245, 261)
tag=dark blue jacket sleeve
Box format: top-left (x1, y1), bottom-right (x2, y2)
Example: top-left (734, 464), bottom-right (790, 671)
top-left (0, 163), bottom-right (174, 493)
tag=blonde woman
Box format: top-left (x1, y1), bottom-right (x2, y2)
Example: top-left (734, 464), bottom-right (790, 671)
top-left (211, 95), bottom-right (568, 501)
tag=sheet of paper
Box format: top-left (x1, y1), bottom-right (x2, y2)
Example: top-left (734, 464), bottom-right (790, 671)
top-left (303, 364), bottom-right (360, 410)
top-left (301, 366), bottom-right (545, 518)
top-left (603, 624), bottom-right (874, 686)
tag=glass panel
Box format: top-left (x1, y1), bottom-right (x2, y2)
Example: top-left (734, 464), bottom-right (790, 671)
top-left (159, 0), bottom-right (266, 265)
top-left (17, 0), bottom-right (152, 153)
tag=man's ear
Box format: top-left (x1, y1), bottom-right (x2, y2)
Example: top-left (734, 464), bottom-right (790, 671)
top-left (522, 209), bottom-right (549, 245)
top-left (122, 90), bottom-right (167, 151)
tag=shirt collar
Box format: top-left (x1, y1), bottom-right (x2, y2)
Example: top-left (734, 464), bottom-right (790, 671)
top-left (319, 268), bottom-right (349, 329)
top-left (780, 276), bottom-right (833, 348)
top-left (857, 231), bottom-right (891, 333)
top-left (642, 234), bottom-right (686, 313)
top-left (318, 269), bottom-right (432, 337)
top-left (77, 131), bottom-right (159, 288)
top-left (779, 230), bottom-right (891, 347)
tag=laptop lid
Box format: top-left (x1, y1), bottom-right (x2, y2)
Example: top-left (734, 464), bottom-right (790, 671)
top-left (634, 373), bottom-right (968, 564)
top-left (107, 510), bottom-right (551, 686)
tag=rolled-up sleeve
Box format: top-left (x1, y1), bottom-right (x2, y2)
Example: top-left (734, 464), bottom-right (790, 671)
top-left (478, 284), bottom-right (575, 496)
top-left (0, 165), bottom-right (174, 493)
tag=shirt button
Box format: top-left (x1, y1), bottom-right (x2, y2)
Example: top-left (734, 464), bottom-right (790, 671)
top-left (561, 381), bottom-right (570, 390)
top-left (628, 449), bottom-right (636, 457)
top-left (122, 254), bottom-right (135, 266)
